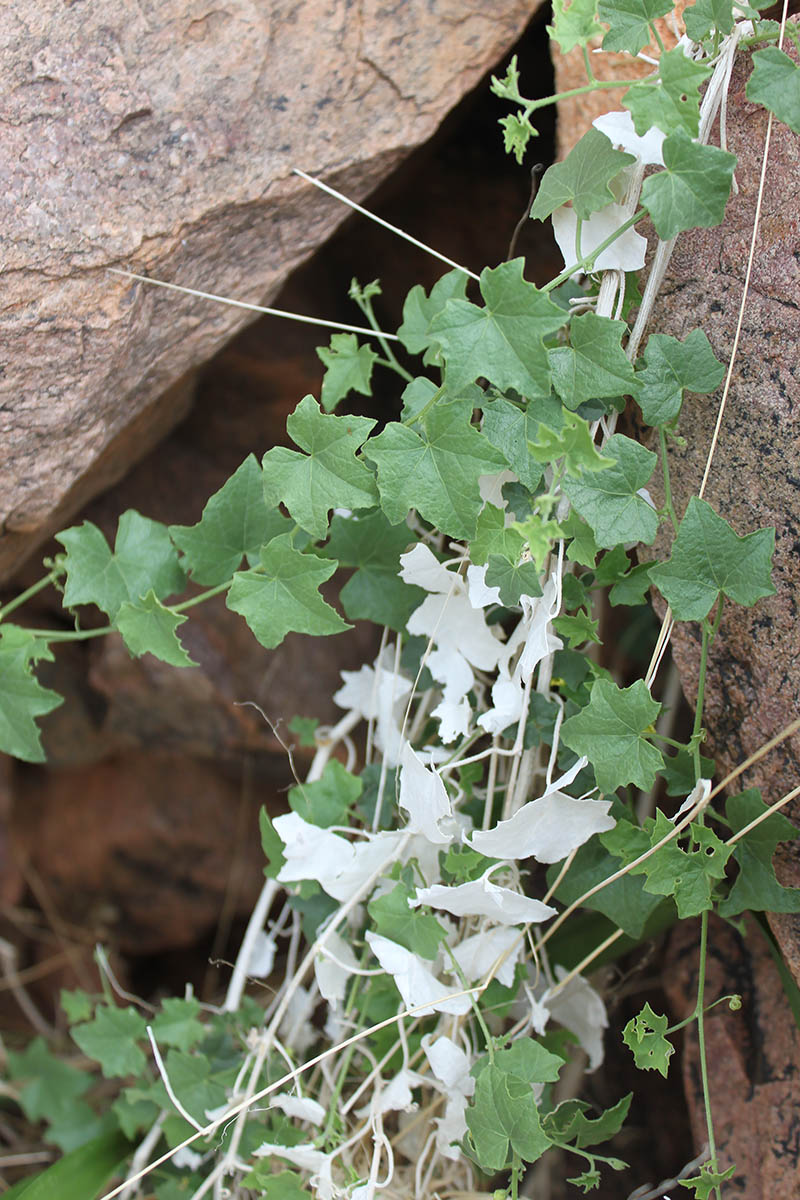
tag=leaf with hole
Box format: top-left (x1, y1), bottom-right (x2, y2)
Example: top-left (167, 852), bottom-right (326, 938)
top-left (641, 131), bottom-right (736, 240)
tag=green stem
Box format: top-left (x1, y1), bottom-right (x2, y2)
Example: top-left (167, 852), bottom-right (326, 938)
top-left (691, 597), bottom-right (723, 780)
top-left (650, 22), bottom-right (666, 53)
top-left (658, 426), bottom-right (679, 532)
top-left (696, 909), bottom-right (721, 1198)
top-left (171, 581), bottom-right (232, 612)
top-left (356, 294), bottom-right (413, 383)
top-left (401, 383), bottom-right (445, 427)
top-left (521, 77), bottom-right (645, 118)
top-left (25, 625), bottom-right (112, 642)
top-left (666, 993), bottom-right (741, 1036)
top-left (0, 570), bottom-right (62, 622)
top-left (444, 945), bottom-right (493, 1062)
top-left (581, 44), bottom-right (595, 83)
top-left (543, 209), bottom-right (646, 291)
top-left (649, 732), bottom-right (690, 751)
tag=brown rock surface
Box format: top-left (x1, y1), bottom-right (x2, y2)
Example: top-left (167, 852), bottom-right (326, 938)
top-left (643, 42), bottom-right (800, 877)
top-left (0, 0), bottom-right (538, 581)
top-left (662, 915), bottom-right (800, 1197)
top-left (8, 753), bottom-right (272, 955)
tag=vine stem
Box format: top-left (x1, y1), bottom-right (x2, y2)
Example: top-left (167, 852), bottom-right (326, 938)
top-left (0, 570), bottom-right (61, 621)
top-left (695, 910), bottom-right (721, 1198)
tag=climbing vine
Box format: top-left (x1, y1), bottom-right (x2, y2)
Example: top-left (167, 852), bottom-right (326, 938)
top-left (2, 3), bottom-right (800, 1198)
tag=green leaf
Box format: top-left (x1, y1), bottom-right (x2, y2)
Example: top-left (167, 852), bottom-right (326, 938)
top-left (6, 1037), bottom-right (91, 1124)
top-left (553, 609), bottom-right (601, 648)
top-left (368, 883), bottom-right (447, 960)
top-left (10, 1130), bottom-right (131, 1200)
top-left (400, 376), bottom-right (439, 423)
top-left (548, 0), bottom-right (604, 53)
top-left (719, 789), bottom-right (800, 917)
top-left (260, 807), bottom-right (287, 879)
top-left (641, 131), bottom-right (736, 240)
top-left (648, 497), bottom-right (776, 621)
top-left (683, 0), bottom-right (735, 41)
top-left (562, 434), bottom-right (658, 548)
top-left (679, 1163), bottom-right (737, 1198)
top-left (261, 396), bottom-right (378, 539)
top-left (316, 332), bottom-right (378, 412)
top-left (470, 503), bottom-right (526, 566)
top-left (543, 1092), bottom-right (631, 1148)
top-left (398, 269), bottom-right (469, 364)
top-left (635, 329), bottom-right (725, 426)
top-left (567, 1167), bottom-right (602, 1192)
top-left (624, 47), bottom-right (711, 138)
top-left (746, 46), bottom-right (800, 136)
top-left (548, 831), bottom-right (666, 938)
top-left (622, 1002), bottom-right (674, 1076)
top-left (288, 715), bottom-right (319, 748)
top-left (481, 396), bottom-right (545, 490)
top-left (429, 259), bottom-right (565, 397)
top-left (320, 509), bottom-right (423, 631)
top-left (57, 511), bottom-right (186, 620)
top-left (660, 746), bottom-right (716, 796)
top-left (511, 514), bottom-right (565, 571)
top-left (598, 0), bottom-right (673, 52)
top-left (532, 130), bottom-right (634, 222)
top-left (561, 510), bottom-right (599, 568)
top-left (0, 625), bottom-right (63, 762)
top-left (530, 409), bottom-right (614, 477)
top-left (549, 314), bottom-right (639, 411)
top-left (466, 1063), bottom-right (552, 1172)
top-left (561, 678), bottom-right (663, 793)
top-left (170, 455), bottom-right (291, 586)
top-left (289, 759), bottom-right (362, 827)
top-left (366, 398), bottom-right (506, 540)
top-left (485, 554), bottom-right (544, 605)
top-left (500, 112), bottom-right (536, 164)
top-left (45, 1105), bottom-right (118, 1154)
top-left (608, 561), bottom-right (654, 606)
top-left (115, 590), bottom-right (196, 667)
top-left (493, 1038), bottom-right (565, 1084)
top-left (151, 997), bottom-right (206, 1051)
top-left (149, 1050), bottom-right (228, 1125)
top-left (242, 1168), bottom-right (310, 1199)
top-left (60, 989), bottom-right (94, 1024)
top-left (613, 810), bottom-right (733, 917)
top-left (227, 533), bottom-right (350, 649)
top-left (72, 1005), bottom-right (147, 1078)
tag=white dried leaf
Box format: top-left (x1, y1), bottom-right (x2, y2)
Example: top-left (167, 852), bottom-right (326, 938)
top-left (366, 932), bottom-right (471, 1016)
top-left (543, 967), bottom-right (609, 1071)
top-left (274, 813), bottom-right (354, 888)
top-left (552, 203), bottom-right (648, 274)
top-left (593, 109), bottom-right (665, 165)
top-left (399, 742), bottom-right (455, 845)
top-left (270, 1092), bottom-right (327, 1126)
top-left (407, 591), bottom-right (504, 672)
top-left (412, 870), bottom-right (556, 925)
top-left (477, 672), bottom-right (525, 735)
top-left (246, 931), bottom-right (276, 979)
top-left (399, 542), bottom-right (459, 594)
top-left (449, 924), bottom-right (522, 988)
top-left (467, 563), bottom-right (503, 609)
top-left (315, 931), bottom-right (358, 1010)
top-left (470, 787), bottom-right (613, 864)
top-left (478, 469), bottom-right (517, 509)
top-left (334, 651), bottom-right (411, 767)
top-left (421, 1034), bottom-right (475, 1094)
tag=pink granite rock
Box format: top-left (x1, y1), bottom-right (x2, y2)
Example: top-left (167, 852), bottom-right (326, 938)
top-left (0, 0), bottom-right (537, 580)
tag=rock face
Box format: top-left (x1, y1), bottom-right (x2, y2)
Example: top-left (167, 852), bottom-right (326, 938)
top-left (663, 915), bottom-right (800, 1199)
top-left (0, 0), bottom-right (537, 581)
top-left (645, 43), bottom-right (800, 885)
